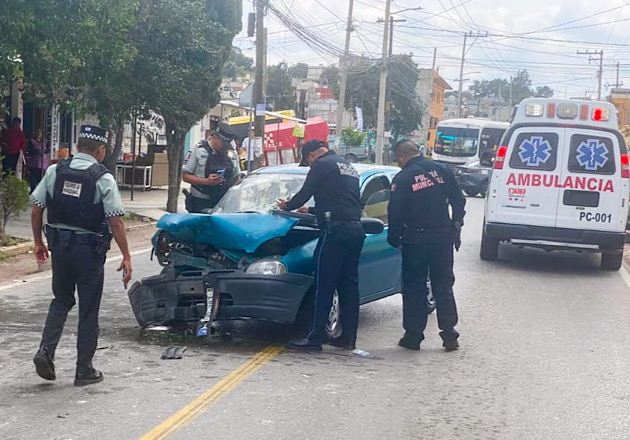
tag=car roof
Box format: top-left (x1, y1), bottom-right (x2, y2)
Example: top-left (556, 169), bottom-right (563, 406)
top-left (253, 162), bottom-right (400, 176)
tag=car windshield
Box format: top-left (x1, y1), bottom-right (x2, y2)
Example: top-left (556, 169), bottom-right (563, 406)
top-left (213, 173), bottom-right (313, 214)
top-left (435, 127), bottom-right (479, 157)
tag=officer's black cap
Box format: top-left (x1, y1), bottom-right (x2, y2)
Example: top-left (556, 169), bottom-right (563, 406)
top-left (79, 125), bottom-right (108, 144)
top-left (213, 123), bottom-right (238, 147)
top-left (299, 139), bottom-right (327, 166)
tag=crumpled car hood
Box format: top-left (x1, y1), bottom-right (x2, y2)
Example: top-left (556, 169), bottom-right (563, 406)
top-left (157, 213), bottom-right (299, 253)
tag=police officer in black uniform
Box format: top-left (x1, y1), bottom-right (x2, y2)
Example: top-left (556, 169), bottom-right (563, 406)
top-left (30, 125), bottom-right (132, 386)
top-left (388, 140), bottom-right (466, 351)
top-left (182, 123), bottom-right (241, 213)
top-left (278, 140), bottom-right (365, 351)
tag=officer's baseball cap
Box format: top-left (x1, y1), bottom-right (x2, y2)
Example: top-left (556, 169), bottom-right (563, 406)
top-left (212, 123), bottom-right (238, 148)
top-left (79, 125), bottom-right (108, 144)
top-left (299, 139), bottom-right (327, 166)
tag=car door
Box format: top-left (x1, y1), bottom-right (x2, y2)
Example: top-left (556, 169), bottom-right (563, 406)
top-left (357, 175), bottom-right (402, 303)
top-left (555, 128), bottom-right (628, 232)
top-left (490, 127), bottom-right (564, 227)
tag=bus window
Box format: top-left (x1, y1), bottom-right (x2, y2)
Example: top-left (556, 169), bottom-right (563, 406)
top-left (435, 127), bottom-right (479, 157)
top-left (480, 127), bottom-right (507, 154)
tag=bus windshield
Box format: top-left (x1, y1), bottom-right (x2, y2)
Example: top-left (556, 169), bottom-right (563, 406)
top-left (435, 127), bottom-right (479, 157)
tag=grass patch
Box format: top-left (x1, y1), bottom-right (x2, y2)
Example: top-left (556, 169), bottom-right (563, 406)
top-left (0, 251), bottom-right (9, 262)
top-left (3, 236), bottom-right (30, 247)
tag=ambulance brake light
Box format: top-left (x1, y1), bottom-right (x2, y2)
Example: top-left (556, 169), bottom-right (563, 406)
top-left (525, 103), bottom-right (544, 117)
top-left (621, 153), bottom-right (630, 179)
top-left (592, 107), bottom-right (610, 122)
top-left (494, 146), bottom-right (507, 170)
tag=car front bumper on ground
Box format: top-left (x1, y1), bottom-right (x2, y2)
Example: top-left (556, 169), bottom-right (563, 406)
top-left (485, 222), bottom-right (626, 249)
top-left (128, 270), bottom-right (313, 328)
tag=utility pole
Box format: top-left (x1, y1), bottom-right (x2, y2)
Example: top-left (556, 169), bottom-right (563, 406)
top-left (375, 0), bottom-right (392, 165)
top-left (457, 31), bottom-right (487, 118)
top-left (431, 47), bottom-right (437, 72)
top-left (577, 49), bottom-right (604, 100)
top-left (254, 0), bottom-right (267, 162)
top-left (617, 62), bottom-right (620, 89)
top-left (376, 15), bottom-right (406, 164)
top-left (335, 0), bottom-right (354, 149)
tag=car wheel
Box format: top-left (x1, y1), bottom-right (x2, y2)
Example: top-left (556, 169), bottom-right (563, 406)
top-left (325, 290), bottom-right (342, 339)
top-left (479, 180), bottom-right (489, 198)
top-left (464, 189), bottom-right (479, 197)
top-left (426, 280), bottom-right (436, 314)
top-left (344, 153), bottom-right (358, 163)
top-left (601, 251), bottom-right (623, 271)
top-left (480, 226), bottom-right (499, 261)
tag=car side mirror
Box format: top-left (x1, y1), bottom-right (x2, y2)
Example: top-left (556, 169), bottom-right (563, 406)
top-left (361, 217), bottom-right (384, 235)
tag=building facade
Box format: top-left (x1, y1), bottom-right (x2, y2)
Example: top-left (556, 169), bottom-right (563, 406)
top-left (415, 69), bottom-right (452, 150)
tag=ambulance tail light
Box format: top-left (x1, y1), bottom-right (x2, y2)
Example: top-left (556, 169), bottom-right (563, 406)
top-left (621, 153), bottom-right (630, 178)
top-left (592, 107), bottom-right (610, 122)
top-left (494, 146), bottom-right (507, 170)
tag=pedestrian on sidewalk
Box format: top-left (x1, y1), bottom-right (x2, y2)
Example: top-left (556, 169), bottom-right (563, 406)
top-left (1, 117), bottom-right (27, 176)
top-left (241, 128), bottom-right (256, 172)
top-left (26, 129), bottom-right (49, 192)
top-left (30, 125), bottom-right (133, 386)
top-left (182, 123), bottom-right (241, 213)
top-left (387, 140), bottom-right (465, 351)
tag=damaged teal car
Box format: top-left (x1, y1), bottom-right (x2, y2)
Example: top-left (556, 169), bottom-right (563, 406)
top-left (128, 164), bottom-right (435, 336)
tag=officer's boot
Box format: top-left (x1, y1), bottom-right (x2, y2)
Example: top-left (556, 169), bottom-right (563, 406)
top-left (74, 365), bottom-right (104, 387)
top-left (33, 347), bottom-right (56, 381)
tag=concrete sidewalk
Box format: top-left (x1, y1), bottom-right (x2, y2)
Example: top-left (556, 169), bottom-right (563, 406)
top-left (5, 185), bottom-right (187, 240)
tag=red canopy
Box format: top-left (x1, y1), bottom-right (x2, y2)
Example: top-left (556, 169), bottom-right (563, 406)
top-left (263, 117), bottom-right (329, 166)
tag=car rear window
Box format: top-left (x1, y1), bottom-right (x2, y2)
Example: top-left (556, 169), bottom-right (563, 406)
top-left (567, 134), bottom-right (616, 175)
top-left (508, 132), bottom-right (559, 171)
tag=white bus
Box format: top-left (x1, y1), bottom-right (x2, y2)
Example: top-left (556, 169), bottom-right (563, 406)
top-left (433, 118), bottom-right (510, 165)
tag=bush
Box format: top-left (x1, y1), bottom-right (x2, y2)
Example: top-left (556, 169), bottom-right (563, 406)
top-left (341, 127), bottom-right (365, 148)
top-left (0, 175), bottom-right (30, 246)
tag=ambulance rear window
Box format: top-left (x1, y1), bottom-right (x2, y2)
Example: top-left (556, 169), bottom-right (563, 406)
top-left (508, 132), bottom-right (558, 171)
top-left (567, 134), bottom-right (616, 175)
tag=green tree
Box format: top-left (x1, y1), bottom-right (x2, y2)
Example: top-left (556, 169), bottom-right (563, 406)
top-left (266, 62), bottom-right (296, 111)
top-left (135, 0), bottom-right (241, 213)
top-left (223, 47), bottom-right (254, 80)
top-left (288, 63), bottom-right (309, 80)
top-left (534, 85), bottom-right (554, 98)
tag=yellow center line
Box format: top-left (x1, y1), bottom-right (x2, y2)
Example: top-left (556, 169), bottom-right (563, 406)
top-left (138, 345), bottom-right (284, 440)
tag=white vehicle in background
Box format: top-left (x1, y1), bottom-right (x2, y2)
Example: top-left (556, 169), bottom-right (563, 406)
top-left (481, 98), bottom-right (629, 270)
top-left (433, 118), bottom-right (510, 166)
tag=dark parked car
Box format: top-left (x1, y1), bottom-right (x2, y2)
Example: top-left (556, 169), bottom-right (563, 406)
top-left (455, 161), bottom-right (492, 197)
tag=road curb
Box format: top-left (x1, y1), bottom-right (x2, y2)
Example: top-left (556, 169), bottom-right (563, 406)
top-left (0, 242), bottom-right (34, 258)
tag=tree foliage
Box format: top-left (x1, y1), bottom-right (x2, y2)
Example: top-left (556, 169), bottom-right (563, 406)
top-left (468, 69), bottom-right (553, 105)
top-left (288, 63), bottom-right (309, 80)
top-left (223, 47), bottom-right (254, 80)
top-left (266, 62), bottom-right (295, 111)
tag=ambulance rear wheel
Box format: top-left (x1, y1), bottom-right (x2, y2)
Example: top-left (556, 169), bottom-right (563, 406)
top-left (601, 252), bottom-right (622, 271)
top-left (480, 229), bottom-right (499, 261)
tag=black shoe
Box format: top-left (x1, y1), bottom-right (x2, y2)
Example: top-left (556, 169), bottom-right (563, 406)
top-left (443, 339), bottom-right (459, 352)
top-left (286, 338), bottom-right (322, 351)
top-left (328, 338), bottom-right (356, 351)
top-left (398, 335), bottom-right (421, 351)
top-left (74, 369), bottom-right (104, 387)
top-left (33, 348), bottom-right (56, 381)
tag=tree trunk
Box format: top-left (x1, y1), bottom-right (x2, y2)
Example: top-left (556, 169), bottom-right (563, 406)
top-left (165, 122), bottom-right (186, 213)
top-left (104, 123), bottom-right (125, 174)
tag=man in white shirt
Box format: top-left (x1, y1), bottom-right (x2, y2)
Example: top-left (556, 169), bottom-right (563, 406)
top-left (241, 128), bottom-right (256, 172)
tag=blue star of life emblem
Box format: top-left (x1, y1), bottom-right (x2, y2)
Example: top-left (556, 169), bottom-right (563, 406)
top-left (576, 139), bottom-right (609, 171)
top-left (518, 136), bottom-right (552, 167)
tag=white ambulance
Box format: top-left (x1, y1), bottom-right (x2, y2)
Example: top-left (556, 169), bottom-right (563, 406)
top-left (481, 98), bottom-right (629, 270)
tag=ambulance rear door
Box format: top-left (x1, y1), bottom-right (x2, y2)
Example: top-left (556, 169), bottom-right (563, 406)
top-left (555, 128), bottom-right (628, 232)
top-left (492, 127), bottom-right (565, 227)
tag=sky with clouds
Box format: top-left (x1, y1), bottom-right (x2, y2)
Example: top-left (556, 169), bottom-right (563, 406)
top-left (235, 0), bottom-right (630, 98)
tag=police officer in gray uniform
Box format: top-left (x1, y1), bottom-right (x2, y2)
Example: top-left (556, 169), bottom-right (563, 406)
top-left (182, 123), bottom-right (241, 213)
top-left (30, 125), bottom-right (132, 386)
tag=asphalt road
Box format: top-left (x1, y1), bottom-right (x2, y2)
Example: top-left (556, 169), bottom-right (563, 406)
top-left (1, 197), bottom-right (630, 440)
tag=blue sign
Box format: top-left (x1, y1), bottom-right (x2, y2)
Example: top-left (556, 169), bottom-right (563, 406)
top-left (518, 136), bottom-right (552, 167)
top-left (576, 139), bottom-right (609, 171)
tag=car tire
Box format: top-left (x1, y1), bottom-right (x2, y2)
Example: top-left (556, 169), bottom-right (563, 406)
top-left (464, 189), bottom-right (479, 197)
top-left (325, 290), bottom-right (343, 339)
top-left (601, 251), bottom-right (623, 271)
top-left (344, 153), bottom-right (358, 163)
top-left (479, 180), bottom-right (489, 198)
top-left (293, 290), bottom-right (343, 339)
top-left (480, 227), bottom-right (499, 261)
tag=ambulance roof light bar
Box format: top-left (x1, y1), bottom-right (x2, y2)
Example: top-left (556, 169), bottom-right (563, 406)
top-left (592, 107), bottom-right (610, 122)
top-left (524, 103), bottom-right (544, 117)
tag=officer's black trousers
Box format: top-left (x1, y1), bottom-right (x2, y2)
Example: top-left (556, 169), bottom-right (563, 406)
top-left (307, 224), bottom-right (365, 344)
top-left (40, 242), bottom-right (105, 372)
top-left (401, 233), bottom-right (459, 343)
top-left (186, 196), bottom-right (217, 214)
